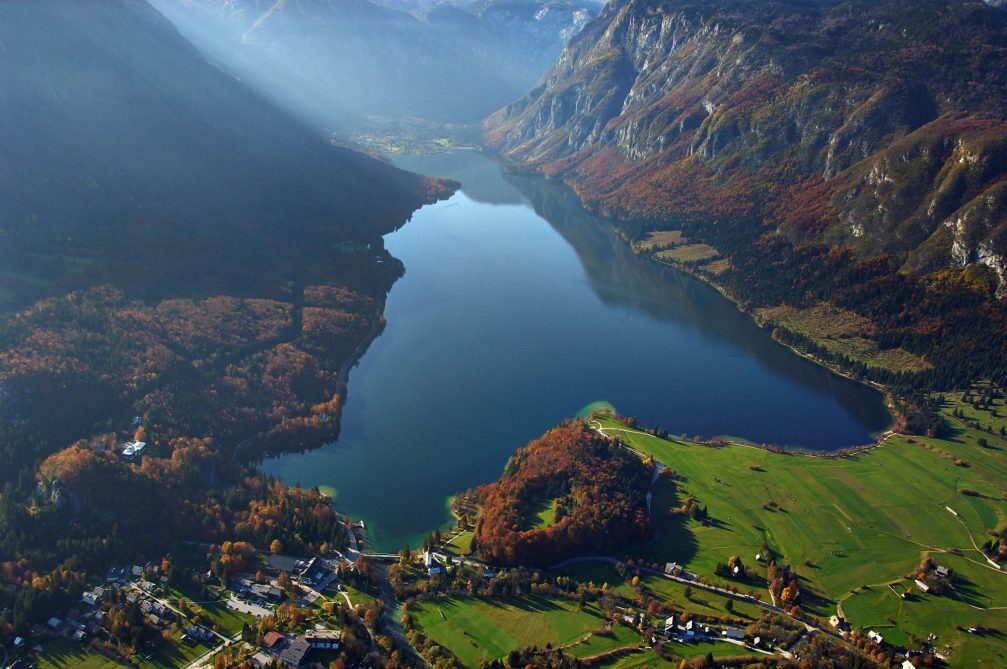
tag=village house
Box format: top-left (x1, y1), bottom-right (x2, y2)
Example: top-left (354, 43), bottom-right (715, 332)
top-left (722, 628), bottom-right (745, 641)
top-left (304, 629), bottom-right (341, 650)
top-left (184, 624), bottom-right (215, 644)
top-left (251, 583), bottom-right (284, 603)
top-left (867, 630), bottom-right (884, 645)
top-left (935, 565), bottom-right (950, 578)
top-left (251, 651), bottom-right (273, 668)
top-left (279, 636), bottom-right (311, 667)
top-left (106, 566), bottom-right (128, 583)
top-left (664, 562), bottom-right (682, 576)
top-left (296, 557), bottom-right (327, 585)
top-left (262, 630), bottom-right (286, 652)
top-left (81, 585), bottom-right (105, 607)
top-left (268, 554), bottom-right (304, 574)
top-left (914, 579), bottom-right (931, 593)
top-left (120, 441), bottom-right (146, 461)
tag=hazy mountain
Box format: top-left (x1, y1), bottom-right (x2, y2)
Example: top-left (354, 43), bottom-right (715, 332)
top-left (0, 0), bottom-right (441, 307)
top-left (488, 0), bottom-right (1007, 295)
top-left (149, 0), bottom-right (598, 129)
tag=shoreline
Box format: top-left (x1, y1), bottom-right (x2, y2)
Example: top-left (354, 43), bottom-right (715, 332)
top-left (484, 146), bottom-right (899, 442)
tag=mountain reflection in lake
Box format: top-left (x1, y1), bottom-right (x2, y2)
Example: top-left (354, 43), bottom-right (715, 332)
top-left (261, 150), bottom-right (891, 552)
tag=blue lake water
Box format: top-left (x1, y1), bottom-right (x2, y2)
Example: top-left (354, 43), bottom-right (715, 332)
top-left (261, 150), bottom-right (891, 552)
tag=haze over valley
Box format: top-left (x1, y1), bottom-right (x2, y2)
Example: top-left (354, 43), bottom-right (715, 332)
top-left (1, 1), bottom-right (1007, 668)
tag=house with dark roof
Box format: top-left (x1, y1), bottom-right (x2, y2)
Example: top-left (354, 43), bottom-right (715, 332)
top-left (251, 583), bottom-right (284, 603)
top-left (268, 555), bottom-right (303, 573)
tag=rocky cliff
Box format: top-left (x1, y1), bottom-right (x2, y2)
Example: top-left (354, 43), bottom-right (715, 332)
top-left (488, 0), bottom-right (1007, 296)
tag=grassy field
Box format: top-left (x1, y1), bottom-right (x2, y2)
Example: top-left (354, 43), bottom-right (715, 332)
top-left (411, 595), bottom-right (627, 667)
top-left (591, 641), bottom-right (758, 668)
top-left (635, 230), bottom-right (684, 251)
top-left (661, 639), bottom-right (757, 660)
top-left (525, 497), bottom-right (559, 530)
top-left (565, 624), bottom-right (641, 659)
top-left (754, 303), bottom-right (928, 373)
top-left (699, 258), bottom-right (731, 275)
top-left (32, 630), bottom-right (211, 669)
top-left (443, 529), bottom-right (475, 556)
top-left (142, 629), bottom-right (213, 668)
top-left (591, 389), bottom-right (1007, 665)
top-left (550, 561), bottom-right (763, 620)
top-left (166, 585), bottom-right (251, 636)
top-left (594, 650), bottom-right (679, 668)
top-left (343, 585), bottom-right (379, 609)
top-left (33, 640), bottom-right (123, 669)
top-left (656, 244), bottom-right (719, 264)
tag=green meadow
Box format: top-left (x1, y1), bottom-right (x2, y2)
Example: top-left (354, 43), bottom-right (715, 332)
top-left (410, 596), bottom-right (635, 667)
top-left (551, 562), bottom-right (763, 621)
top-left (591, 388), bottom-right (1007, 665)
top-left (525, 497), bottom-right (560, 530)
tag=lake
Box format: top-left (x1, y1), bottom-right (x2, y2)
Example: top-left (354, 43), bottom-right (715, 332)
top-left (261, 150), bottom-right (891, 552)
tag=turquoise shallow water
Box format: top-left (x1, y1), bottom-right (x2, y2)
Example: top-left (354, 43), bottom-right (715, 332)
top-left (261, 150), bottom-right (891, 552)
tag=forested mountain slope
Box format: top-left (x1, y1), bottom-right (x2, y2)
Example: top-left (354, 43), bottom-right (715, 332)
top-left (1, 0), bottom-right (443, 309)
top-left (0, 0), bottom-right (448, 618)
top-left (488, 0), bottom-right (1007, 388)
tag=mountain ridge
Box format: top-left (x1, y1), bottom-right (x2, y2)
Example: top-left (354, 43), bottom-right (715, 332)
top-left (488, 0), bottom-right (1007, 293)
top-left (1, 0), bottom-right (446, 309)
top-left (487, 0), bottom-right (1007, 388)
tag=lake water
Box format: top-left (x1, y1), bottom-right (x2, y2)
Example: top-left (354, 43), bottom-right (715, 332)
top-left (261, 150), bottom-right (891, 552)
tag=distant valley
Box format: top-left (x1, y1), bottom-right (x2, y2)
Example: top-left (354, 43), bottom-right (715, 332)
top-left (149, 0), bottom-right (600, 131)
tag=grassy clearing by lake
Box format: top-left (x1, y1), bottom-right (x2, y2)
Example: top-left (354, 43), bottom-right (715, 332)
top-left (635, 230), bottom-right (684, 251)
top-left (443, 529), bottom-right (475, 556)
top-left (755, 303), bottom-right (928, 373)
top-left (410, 596), bottom-right (618, 667)
top-left (656, 244), bottom-right (719, 264)
top-left (593, 390), bottom-right (1007, 665)
top-left (699, 258), bottom-right (731, 275)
